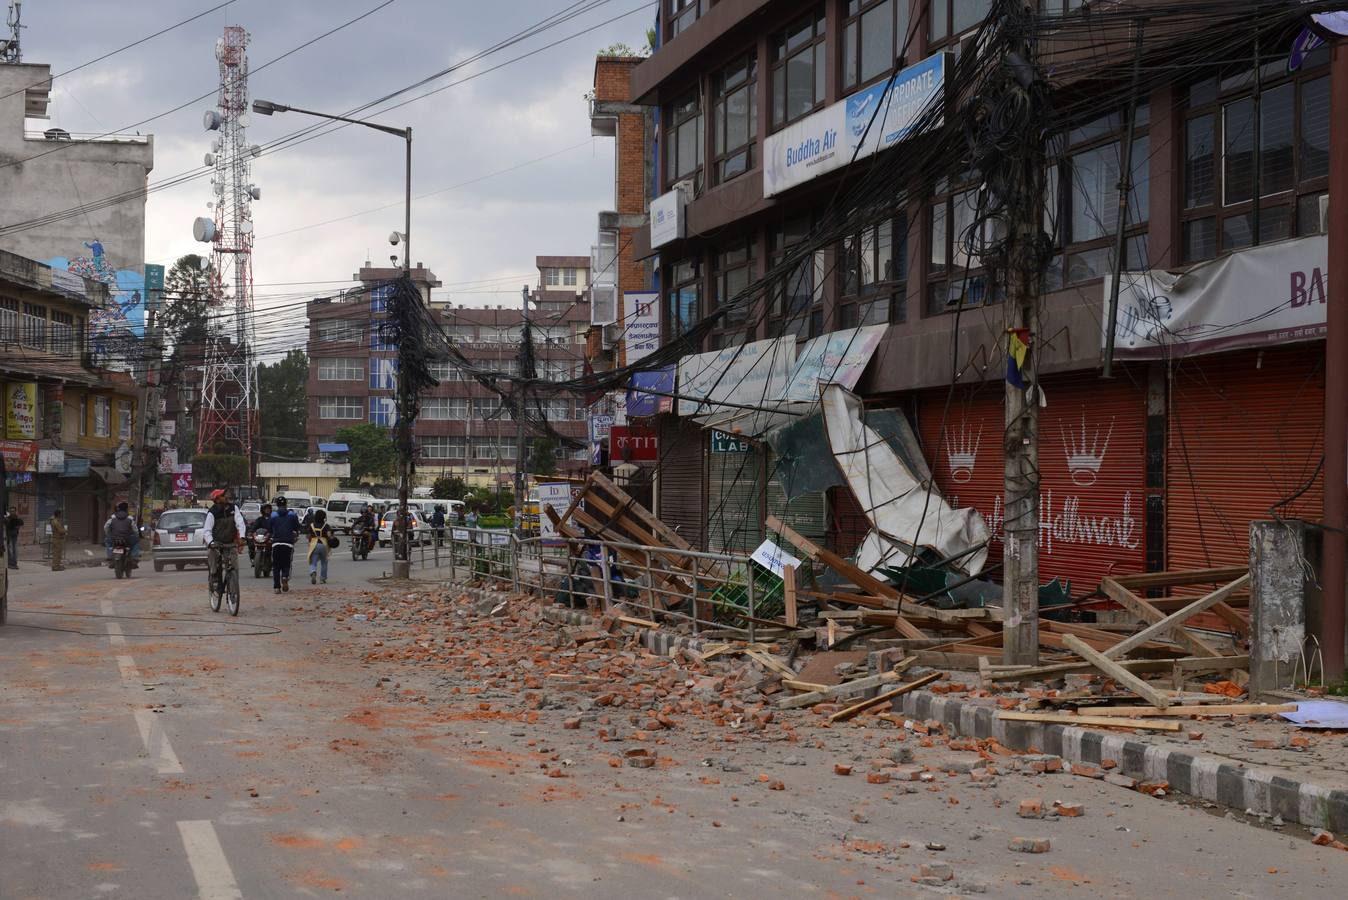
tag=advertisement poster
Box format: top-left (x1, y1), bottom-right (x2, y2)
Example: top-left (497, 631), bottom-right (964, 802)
top-left (173, 471), bottom-right (194, 497)
top-left (621, 292), bottom-right (661, 367)
top-left (609, 426), bottom-right (658, 463)
top-left (0, 439), bottom-right (39, 473)
top-left (6, 381), bottom-right (37, 439)
top-left (536, 482), bottom-right (573, 543)
top-left (627, 366), bottom-right (675, 417)
top-left (38, 449), bottom-right (65, 474)
top-left (779, 324), bottom-right (887, 402)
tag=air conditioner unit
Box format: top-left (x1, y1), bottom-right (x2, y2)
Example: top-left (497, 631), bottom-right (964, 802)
top-left (1321, 194), bottom-right (1329, 236)
top-left (602, 323), bottom-right (622, 349)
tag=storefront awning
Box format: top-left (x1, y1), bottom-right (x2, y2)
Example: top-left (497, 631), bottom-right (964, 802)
top-left (91, 465), bottom-right (128, 486)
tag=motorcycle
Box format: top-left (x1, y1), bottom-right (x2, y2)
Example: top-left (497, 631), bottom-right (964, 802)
top-left (250, 528), bottom-right (272, 579)
top-left (109, 537), bottom-right (135, 579)
top-left (350, 521), bottom-right (373, 561)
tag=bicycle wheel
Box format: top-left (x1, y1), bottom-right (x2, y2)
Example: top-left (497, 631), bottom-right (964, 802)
top-left (208, 557), bottom-right (222, 612)
top-left (226, 564), bottom-right (240, 616)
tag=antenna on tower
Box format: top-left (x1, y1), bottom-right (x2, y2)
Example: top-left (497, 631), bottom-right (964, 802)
top-left (192, 25), bottom-right (261, 474)
top-left (0, 1), bottom-right (24, 63)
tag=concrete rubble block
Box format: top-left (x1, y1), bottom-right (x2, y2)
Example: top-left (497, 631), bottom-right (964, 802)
top-left (1008, 837), bottom-right (1051, 854)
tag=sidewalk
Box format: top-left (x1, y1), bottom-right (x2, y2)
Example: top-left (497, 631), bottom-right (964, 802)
top-left (10, 542), bottom-right (142, 571)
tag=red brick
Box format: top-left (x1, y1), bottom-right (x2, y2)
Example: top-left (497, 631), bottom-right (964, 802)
top-left (1017, 798), bottom-right (1044, 819)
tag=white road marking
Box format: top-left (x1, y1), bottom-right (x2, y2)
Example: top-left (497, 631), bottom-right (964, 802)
top-left (132, 708), bottom-right (183, 774)
top-left (105, 621), bottom-right (126, 646)
top-left (116, 655), bottom-right (139, 680)
top-left (176, 820), bottom-right (243, 900)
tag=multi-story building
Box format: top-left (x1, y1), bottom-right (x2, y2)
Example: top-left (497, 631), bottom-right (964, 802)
top-left (306, 258), bottom-right (592, 491)
top-left (0, 249), bottom-right (142, 544)
top-left (626, 2), bottom-right (1340, 602)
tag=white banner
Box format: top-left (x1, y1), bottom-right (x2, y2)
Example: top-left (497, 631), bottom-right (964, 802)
top-left (622, 291), bottom-right (661, 367)
top-left (536, 482), bottom-right (572, 541)
top-left (1106, 235), bottom-right (1328, 358)
top-left (677, 337), bottom-right (796, 418)
top-left (780, 324), bottom-right (887, 403)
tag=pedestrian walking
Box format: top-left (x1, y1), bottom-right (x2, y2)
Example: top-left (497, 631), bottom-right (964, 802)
top-left (5, 507), bottom-right (23, 569)
top-left (269, 496), bottom-right (302, 594)
top-left (306, 509), bottom-right (335, 584)
top-left (48, 509), bottom-right (67, 571)
top-left (431, 505), bottom-right (446, 547)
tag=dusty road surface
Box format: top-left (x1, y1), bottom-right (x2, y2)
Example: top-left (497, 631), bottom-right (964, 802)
top-left (3, 558), bottom-right (1348, 899)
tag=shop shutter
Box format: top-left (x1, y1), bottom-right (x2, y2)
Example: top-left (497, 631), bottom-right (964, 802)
top-left (656, 416), bottom-right (706, 550)
top-left (1167, 346), bottom-right (1324, 572)
top-left (767, 476), bottom-right (827, 546)
top-left (918, 372), bottom-right (1147, 593)
top-left (708, 439), bottom-right (763, 554)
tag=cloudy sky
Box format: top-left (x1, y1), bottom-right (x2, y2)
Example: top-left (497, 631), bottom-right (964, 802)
top-left (22, 0), bottom-right (651, 315)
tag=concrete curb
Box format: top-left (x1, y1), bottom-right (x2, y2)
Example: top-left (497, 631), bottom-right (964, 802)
top-left (896, 689), bottom-right (1348, 834)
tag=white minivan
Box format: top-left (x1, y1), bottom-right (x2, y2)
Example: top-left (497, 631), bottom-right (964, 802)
top-left (276, 490), bottom-right (313, 513)
top-left (326, 491), bottom-right (378, 533)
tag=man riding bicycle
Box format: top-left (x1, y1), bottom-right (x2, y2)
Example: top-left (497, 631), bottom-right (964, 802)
top-left (202, 488), bottom-right (247, 605)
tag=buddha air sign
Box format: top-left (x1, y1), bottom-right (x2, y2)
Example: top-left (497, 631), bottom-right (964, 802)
top-left (764, 52), bottom-right (946, 198)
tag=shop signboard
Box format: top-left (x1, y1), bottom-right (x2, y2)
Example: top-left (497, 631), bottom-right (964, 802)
top-left (537, 482), bottom-right (573, 542)
top-left (0, 439), bottom-right (38, 472)
top-left (711, 430), bottom-right (752, 453)
top-left (38, 449), bottom-right (65, 474)
top-left (5, 381), bottom-right (37, 439)
top-left (609, 426), bottom-right (658, 462)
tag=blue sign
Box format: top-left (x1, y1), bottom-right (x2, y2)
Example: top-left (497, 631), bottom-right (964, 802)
top-left (627, 366), bottom-right (675, 417)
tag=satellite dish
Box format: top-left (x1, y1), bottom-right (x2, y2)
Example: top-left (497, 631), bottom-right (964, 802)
top-left (249, 144), bottom-right (262, 158)
top-left (199, 255), bottom-right (211, 271)
top-left (211, 139), bottom-right (221, 153)
top-left (203, 152), bottom-right (215, 166)
top-left (249, 185), bottom-right (261, 200)
top-left (203, 110), bottom-right (221, 131)
top-left (192, 217), bottom-right (217, 243)
top-left (206, 201), bottom-right (214, 209)
top-left (240, 220), bottom-right (254, 235)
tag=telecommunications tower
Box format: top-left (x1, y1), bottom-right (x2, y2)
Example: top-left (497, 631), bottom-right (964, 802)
top-left (193, 25), bottom-right (261, 466)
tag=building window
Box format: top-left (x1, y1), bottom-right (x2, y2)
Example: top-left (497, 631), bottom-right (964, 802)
top-left (712, 239), bottom-right (755, 343)
top-left (369, 283), bottom-right (394, 313)
top-left (93, 396), bottom-right (111, 437)
top-left (369, 396), bottom-right (397, 426)
top-left (665, 89), bottom-right (704, 192)
top-left (713, 53), bottom-right (758, 183)
top-left (428, 360), bottom-right (463, 380)
top-left (369, 320), bottom-right (395, 351)
top-left (421, 436), bottom-right (466, 460)
top-left (318, 397), bottom-right (363, 420)
top-left (666, 0), bottom-right (702, 39)
top-left (768, 218), bottom-right (823, 338)
top-left (1181, 50), bottom-right (1330, 262)
top-left (926, 180), bottom-right (1004, 316)
top-left (1042, 107), bottom-right (1150, 287)
top-left (369, 357), bottom-right (397, 390)
top-left (542, 399), bottom-right (571, 421)
top-left (928, 0), bottom-right (990, 45)
top-left (539, 359), bottom-right (571, 381)
top-left (317, 358), bottom-right (364, 381)
top-left (79, 395), bottom-right (88, 436)
top-left (473, 398), bottom-right (502, 420)
top-left (50, 311), bottom-right (75, 355)
top-left (544, 268), bottom-right (561, 287)
top-left (21, 303), bottom-right (46, 350)
top-left (117, 400), bottom-right (133, 442)
top-left (666, 257), bottom-right (702, 338)
top-left (839, 214), bottom-right (907, 327)
top-left (316, 318), bottom-right (363, 344)
top-left (772, 8), bottom-right (826, 128)
top-left (1038, 0), bottom-right (1089, 15)
top-left (0, 297), bottom-right (17, 343)
top-left (843, 0), bottom-right (906, 92)
top-left (420, 397), bottom-right (463, 420)
top-left (563, 267), bottom-right (577, 286)
top-left (472, 437), bottom-right (516, 460)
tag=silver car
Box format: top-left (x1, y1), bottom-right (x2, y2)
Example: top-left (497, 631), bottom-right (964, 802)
top-left (152, 508), bottom-right (210, 572)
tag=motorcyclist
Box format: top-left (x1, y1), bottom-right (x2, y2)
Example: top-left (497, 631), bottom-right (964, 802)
top-left (352, 506), bottom-right (376, 555)
top-left (248, 502), bottom-right (273, 565)
top-left (202, 488), bottom-right (246, 605)
top-left (103, 501), bottom-right (141, 566)
top-left (268, 496), bottom-right (302, 594)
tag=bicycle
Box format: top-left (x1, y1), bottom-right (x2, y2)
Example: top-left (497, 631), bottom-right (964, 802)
top-left (208, 541), bottom-right (241, 616)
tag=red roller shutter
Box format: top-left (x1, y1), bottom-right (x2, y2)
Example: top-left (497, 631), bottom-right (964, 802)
top-left (918, 372), bottom-right (1147, 592)
top-left (1167, 346), bottom-right (1324, 571)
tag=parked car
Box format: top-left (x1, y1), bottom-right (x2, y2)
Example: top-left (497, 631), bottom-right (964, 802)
top-left (240, 501), bottom-right (262, 521)
top-left (378, 510), bottom-right (427, 547)
top-left (152, 508), bottom-right (210, 572)
top-left (326, 492), bottom-right (378, 533)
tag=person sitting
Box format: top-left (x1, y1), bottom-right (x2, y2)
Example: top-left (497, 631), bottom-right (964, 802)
top-left (104, 502), bottom-right (141, 563)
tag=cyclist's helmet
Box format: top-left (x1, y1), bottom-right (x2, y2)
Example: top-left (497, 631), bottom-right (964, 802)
top-left (274, 496), bottom-right (288, 506)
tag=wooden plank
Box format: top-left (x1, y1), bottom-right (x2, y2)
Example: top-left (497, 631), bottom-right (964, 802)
top-left (616, 615), bottom-right (658, 629)
top-left (1062, 634), bottom-right (1171, 709)
top-left (782, 679), bottom-right (831, 693)
top-left (1113, 566), bottom-right (1248, 590)
top-left (775, 658), bottom-right (916, 710)
top-left (783, 564), bottom-right (798, 629)
top-left (1100, 577), bottom-right (1227, 659)
top-left (589, 471), bottom-right (695, 552)
top-left (767, 515), bottom-right (902, 600)
top-left (828, 672), bottom-right (943, 723)
top-left (743, 648), bottom-right (796, 678)
top-left (1075, 703), bottom-right (1297, 717)
top-left (913, 650), bottom-right (994, 670)
top-left (1175, 654), bottom-right (1249, 671)
top-left (996, 710), bottom-right (1182, 732)
top-left (1102, 575), bottom-right (1251, 661)
top-left (987, 655), bottom-right (1222, 681)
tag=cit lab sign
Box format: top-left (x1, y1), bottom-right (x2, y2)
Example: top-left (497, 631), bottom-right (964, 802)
top-left (711, 430), bottom-right (752, 453)
top-left (609, 426), bottom-right (658, 462)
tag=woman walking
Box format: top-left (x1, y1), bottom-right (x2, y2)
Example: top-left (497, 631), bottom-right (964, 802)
top-left (306, 509), bottom-right (336, 585)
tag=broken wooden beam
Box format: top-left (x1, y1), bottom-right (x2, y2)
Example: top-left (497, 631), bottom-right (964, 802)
top-left (1101, 574), bottom-right (1251, 661)
top-left (1061, 634), bottom-right (1172, 709)
top-left (775, 658), bottom-right (916, 709)
top-left (828, 672), bottom-right (943, 723)
top-left (1075, 702), bottom-right (1297, 718)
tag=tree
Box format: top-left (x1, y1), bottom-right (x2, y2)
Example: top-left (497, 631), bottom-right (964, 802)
top-left (432, 475), bottom-right (468, 500)
top-left (527, 436), bottom-right (557, 477)
top-left (193, 453), bottom-right (249, 487)
top-left (257, 349), bottom-right (308, 459)
top-left (161, 254), bottom-right (221, 350)
top-left (334, 423), bottom-right (397, 485)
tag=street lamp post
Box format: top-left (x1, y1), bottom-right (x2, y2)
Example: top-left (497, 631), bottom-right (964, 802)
top-left (253, 99), bottom-right (416, 578)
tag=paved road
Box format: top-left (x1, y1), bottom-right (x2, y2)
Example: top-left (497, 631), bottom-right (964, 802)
top-left (3, 563), bottom-right (1347, 898)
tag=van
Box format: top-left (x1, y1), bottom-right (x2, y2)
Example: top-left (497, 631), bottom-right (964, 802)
top-left (326, 491), bottom-right (377, 533)
top-left (276, 490), bottom-right (313, 513)
top-left (411, 499), bottom-right (464, 522)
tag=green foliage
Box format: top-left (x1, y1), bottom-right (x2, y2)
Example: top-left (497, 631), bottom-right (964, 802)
top-left (193, 453), bottom-right (250, 488)
top-left (527, 436), bottom-right (557, 477)
top-left (334, 423), bottom-right (397, 485)
top-left (161, 254), bottom-right (221, 350)
top-left (465, 485), bottom-right (509, 513)
top-left (257, 349), bottom-right (308, 459)
top-left (432, 475), bottom-right (468, 500)
top-left (599, 41), bottom-right (648, 57)
top-left (477, 514), bottom-right (511, 529)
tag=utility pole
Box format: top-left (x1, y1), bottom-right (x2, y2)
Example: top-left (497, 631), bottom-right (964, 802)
top-left (513, 286), bottom-right (529, 536)
top-left (130, 265), bottom-right (165, 525)
top-left (1000, 23), bottom-right (1046, 668)
top-left (392, 277), bottom-right (413, 580)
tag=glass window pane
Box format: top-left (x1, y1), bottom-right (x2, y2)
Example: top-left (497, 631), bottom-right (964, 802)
top-left (860, 1), bottom-right (893, 83)
top-left (953, 0), bottom-right (990, 33)
top-left (1258, 204), bottom-right (1292, 244)
top-left (677, 120), bottom-right (698, 178)
top-left (930, 201), bottom-right (948, 271)
top-left (1069, 143), bottom-right (1118, 243)
top-left (896, 0), bottom-right (910, 61)
top-left (1223, 98), bottom-right (1254, 206)
top-left (1300, 76), bottom-right (1330, 181)
top-left (844, 21), bottom-right (858, 88)
top-left (726, 86), bottom-right (749, 149)
top-left (1185, 114), bottom-right (1215, 208)
top-left (1183, 217), bottom-right (1216, 262)
top-left (772, 66), bottom-right (785, 125)
top-left (877, 219), bottom-right (894, 282)
top-left (1066, 246), bottom-right (1109, 284)
top-left (787, 49), bottom-right (814, 120)
top-left (787, 18), bottom-right (813, 50)
top-left (1259, 82), bottom-right (1294, 196)
top-left (931, 0), bottom-right (948, 41)
top-left (1298, 192), bottom-right (1327, 236)
top-left (1222, 211), bottom-right (1252, 251)
top-left (815, 43), bottom-right (825, 102)
top-left (951, 189), bottom-right (979, 268)
top-left (1129, 135), bottom-right (1150, 224)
